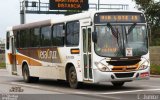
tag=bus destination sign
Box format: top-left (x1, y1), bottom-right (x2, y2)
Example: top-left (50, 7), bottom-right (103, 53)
top-left (100, 15), bottom-right (140, 22)
top-left (94, 12), bottom-right (145, 23)
top-left (49, 0), bottom-right (89, 10)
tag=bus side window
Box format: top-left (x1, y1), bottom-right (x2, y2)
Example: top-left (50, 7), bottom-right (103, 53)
top-left (19, 30), bottom-right (30, 48)
top-left (30, 28), bottom-right (40, 47)
top-left (52, 23), bottom-right (65, 46)
top-left (15, 31), bottom-right (20, 48)
top-left (66, 21), bottom-right (80, 46)
top-left (41, 26), bottom-right (52, 47)
top-left (6, 32), bottom-right (10, 50)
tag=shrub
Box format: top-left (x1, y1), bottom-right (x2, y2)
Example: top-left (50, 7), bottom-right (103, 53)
top-left (150, 65), bottom-right (160, 75)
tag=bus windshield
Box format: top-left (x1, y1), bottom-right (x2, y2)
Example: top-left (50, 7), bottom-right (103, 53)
top-left (95, 24), bottom-right (148, 57)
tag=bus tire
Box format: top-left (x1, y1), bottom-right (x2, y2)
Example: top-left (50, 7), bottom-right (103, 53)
top-left (22, 64), bottom-right (39, 83)
top-left (112, 81), bottom-right (125, 87)
top-left (68, 66), bottom-right (80, 89)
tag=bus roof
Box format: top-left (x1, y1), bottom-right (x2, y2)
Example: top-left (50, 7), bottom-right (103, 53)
top-left (12, 19), bottom-right (51, 31)
top-left (10, 10), bottom-right (144, 31)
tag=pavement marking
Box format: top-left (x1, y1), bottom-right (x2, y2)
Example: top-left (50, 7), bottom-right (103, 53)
top-left (11, 82), bottom-right (40, 88)
top-left (0, 89), bottom-right (6, 94)
top-left (0, 74), bottom-right (13, 77)
top-left (77, 93), bottom-right (121, 100)
top-left (93, 94), bottom-right (121, 100)
top-left (141, 85), bottom-right (160, 87)
top-left (10, 82), bottom-right (66, 94)
top-left (100, 89), bottom-right (160, 94)
top-left (74, 92), bottom-right (87, 94)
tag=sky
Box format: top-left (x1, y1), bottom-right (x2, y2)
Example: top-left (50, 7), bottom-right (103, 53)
top-left (0, 0), bottom-right (136, 40)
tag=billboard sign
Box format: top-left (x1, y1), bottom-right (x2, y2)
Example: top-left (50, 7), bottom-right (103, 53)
top-left (49, 0), bottom-right (89, 10)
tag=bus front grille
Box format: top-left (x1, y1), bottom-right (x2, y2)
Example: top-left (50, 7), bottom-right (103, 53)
top-left (114, 72), bottom-right (135, 78)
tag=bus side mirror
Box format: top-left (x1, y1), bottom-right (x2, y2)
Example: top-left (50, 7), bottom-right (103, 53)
top-left (92, 32), bottom-right (97, 43)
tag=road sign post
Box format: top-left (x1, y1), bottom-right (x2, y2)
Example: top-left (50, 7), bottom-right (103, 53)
top-left (20, 0), bottom-right (26, 24)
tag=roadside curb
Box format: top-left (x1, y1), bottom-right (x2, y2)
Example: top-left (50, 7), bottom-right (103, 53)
top-left (150, 75), bottom-right (160, 78)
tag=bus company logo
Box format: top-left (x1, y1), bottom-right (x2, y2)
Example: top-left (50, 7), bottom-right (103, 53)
top-left (37, 49), bottom-right (57, 59)
top-left (122, 67), bottom-right (126, 71)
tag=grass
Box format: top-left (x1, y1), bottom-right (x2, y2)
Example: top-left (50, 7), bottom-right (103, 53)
top-left (150, 65), bottom-right (160, 75)
top-left (0, 53), bottom-right (5, 69)
top-left (0, 62), bottom-right (5, 69)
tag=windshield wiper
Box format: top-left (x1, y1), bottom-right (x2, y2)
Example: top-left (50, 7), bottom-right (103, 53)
top-left (125, 23), bottom-right (137, 43)
top-left (127, 23), bottom-right (137, 35)
top-left (107, 23), bottom-right (118, 38)
top-left (107, 23), bottom-right (124, 56)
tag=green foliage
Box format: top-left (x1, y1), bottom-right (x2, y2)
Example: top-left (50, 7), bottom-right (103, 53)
top-left (134, 0), bottom-right (160, 46)
top-left (134, 0), bottom-right (153, 10)
top-left (151, 37), bottom-right (160, 46)
top-left (0, 62), bottom-right (5, 69)
top-left (151, 64), bottom-right (160, 75)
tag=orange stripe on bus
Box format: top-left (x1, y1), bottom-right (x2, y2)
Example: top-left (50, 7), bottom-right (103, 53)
top-left (112, 63), bottom-right (139, 72)
top-left (8, 53), bottom-right (42, 66)
top-left (16, 55), bottom-right (42, 66)
top-left (8, 53), bottom-right (13, 64)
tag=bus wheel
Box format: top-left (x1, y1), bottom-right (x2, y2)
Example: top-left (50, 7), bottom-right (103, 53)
top-left (22, 64), bottom-right (39, 83)
top-left (112, 81), bottom-right (125, 87)
top-left (23, 64), bottom-right (31, 83)
top-left (68, 66), bottom-right (80, 89)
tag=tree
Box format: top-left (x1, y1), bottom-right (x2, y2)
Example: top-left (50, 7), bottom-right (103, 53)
top-left (134, 0), bottom-right (160, 45)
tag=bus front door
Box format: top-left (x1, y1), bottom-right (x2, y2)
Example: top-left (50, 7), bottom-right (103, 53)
top-left (82, 27), bottom-right (93, 81)
top-left (11, 37), bottom-right (17, 75)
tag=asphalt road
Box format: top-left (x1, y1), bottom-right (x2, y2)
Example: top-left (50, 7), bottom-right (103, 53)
top-left (0, 69), bottom-right (160, 100)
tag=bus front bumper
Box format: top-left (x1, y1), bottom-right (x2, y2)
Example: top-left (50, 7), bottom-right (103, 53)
top-left (93, 68), bottom-right (150, 83)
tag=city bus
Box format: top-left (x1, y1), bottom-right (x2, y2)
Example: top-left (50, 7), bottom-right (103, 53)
top-left (6, 10), bottom-right (150, 88)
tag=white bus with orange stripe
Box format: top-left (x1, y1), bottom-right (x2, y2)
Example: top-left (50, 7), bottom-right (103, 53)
top-left (6, 10), bottom-right (150, 88)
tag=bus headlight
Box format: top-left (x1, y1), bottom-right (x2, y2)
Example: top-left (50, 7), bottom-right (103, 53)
top-left (95, 62), bottom-right (110, 72)
top-left (139, 65), bottom-right (148, 70)
top-left (139, 60), bottom-right (149, 70)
